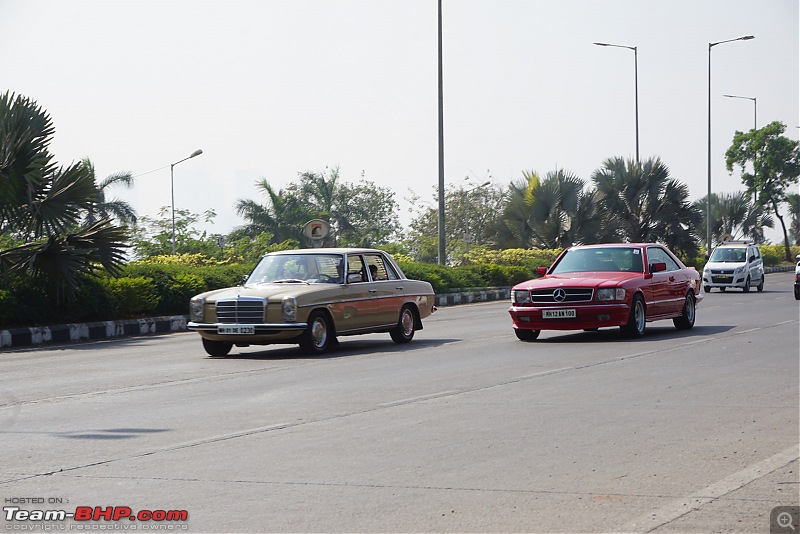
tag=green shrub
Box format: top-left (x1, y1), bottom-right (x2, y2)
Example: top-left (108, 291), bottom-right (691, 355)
top-left (102, 277), bottom-right (160, 317)
top-left (160, 273), bottom-right (206, 315)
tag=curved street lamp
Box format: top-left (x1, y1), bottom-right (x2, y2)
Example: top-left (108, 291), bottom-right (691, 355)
top-left (723, 94), bottom-right (757, 131)
top-left (170, 149), bottom-right (203, 255)
top-left (706, 35), bottom-right (754, 257)
top-left (594, 42), bottom-right (639, 163)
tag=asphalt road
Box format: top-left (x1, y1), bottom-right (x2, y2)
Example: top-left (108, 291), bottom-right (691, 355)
top-left (1, 272), bottom-right (798, 533)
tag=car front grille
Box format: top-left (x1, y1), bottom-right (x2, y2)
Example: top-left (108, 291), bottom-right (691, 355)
top-left (529, 288), bottom-right (594, 303)
top-left (215, 297), bottom-right (266, 323)
top-left (708, 269), bottom-right (735, 275)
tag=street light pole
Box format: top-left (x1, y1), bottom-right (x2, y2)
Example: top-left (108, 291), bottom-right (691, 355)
top-left (463, 180), bottom-right (491, 254)
top-left (437, 0), bottom-right (446, 265)
top-left (723, 94), bottom-right (757, 131)
top-left (707, 35), bottom-right (754, 257)
top-left (594, 42), bottom-right (639, 163)
top-left (170, 149), bottom-right (203, 255)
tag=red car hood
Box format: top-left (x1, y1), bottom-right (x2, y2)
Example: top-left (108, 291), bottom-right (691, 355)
top-left (515, 271), bottom-right (642, 290)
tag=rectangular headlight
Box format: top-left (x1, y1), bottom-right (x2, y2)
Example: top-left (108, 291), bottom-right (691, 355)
top-left (282, 296), bottom-right (297, 322)
top-left (513, 290), bottom-right (531, 305)
top-left (596, 288), bottom-right (626, 302)
top-left (189, 297), bottom-right (204, 322)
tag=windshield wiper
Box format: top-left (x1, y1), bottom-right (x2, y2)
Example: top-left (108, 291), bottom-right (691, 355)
top-left (271, 279), bottom-right (308, 284)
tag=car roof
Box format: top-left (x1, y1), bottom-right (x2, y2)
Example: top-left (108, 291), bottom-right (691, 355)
top-left (566, 243), bottom-right (657, 250)
top-left (266, 248), bottom-right (387, 256)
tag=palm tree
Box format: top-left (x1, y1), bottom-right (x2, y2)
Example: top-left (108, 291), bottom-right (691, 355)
top-left (235, 179), bottom-right (306, 244)
top-left (81, 158), bottom-right (137, 226)
top-left (787, 193), bottom-right (800, 245)
top-left (592, 157), bottom-right (700, 256)
top-left (496, 169), bottom-right (609, 249)
top-left (0, 92), bottom-right (128, 304)
top-left (693, 192), bottom-right (773, 245)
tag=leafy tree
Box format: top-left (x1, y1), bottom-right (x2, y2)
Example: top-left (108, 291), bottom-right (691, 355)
top-left (286, 167), bottom-right (401, 247)
top-left (404, 180), bottom-right (504, 264)
top-left (592, 157), bottom-right (700, 256)
top-left (0, 91), bottom-right (128, 305)
top-left (130, 206), bottom-right (218, 258)
top-left (236, 167), bottom-right (401, 249)
top-left (725, 121), bottom-right (800, 261)
top-left (80, 157), bottom-right (137, 226)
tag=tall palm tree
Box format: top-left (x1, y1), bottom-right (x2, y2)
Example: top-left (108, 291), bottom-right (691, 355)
top-left (693, 192), bottom-right (773, 245)
top-left (0, 92), bottom-right (128, 304)
top-left (235, 179), bottom-right (306, 244)
top-left (787, 193), bottom-right (800, 245)
top-left (81, 158), bottom-right (137, 226)
top-left (592, 157), bottom-right (700, 256)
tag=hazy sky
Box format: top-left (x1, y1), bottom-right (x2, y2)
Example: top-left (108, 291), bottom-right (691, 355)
top-left (2, 0), bottom-right (798, 243)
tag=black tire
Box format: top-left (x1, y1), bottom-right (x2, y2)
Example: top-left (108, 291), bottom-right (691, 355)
top-left (704, 285), bottom-right (711, 293)
top-left (794, 287), bottom-right (800, 300)
top-left (514, 328), bottom-right (540, 341)
top-left (673, 293), bottom-right (696, 330)
top-left (299, 311), bottom-right (333, 355)
top-left (621, 294), bottom-right (646, 338)
top-left (743, 277), bottom-right (750, 293)
top-left (202, 338), bottom-right (232, 357)
top-left (756, 277), bottom-right (764, 292)
top-left (390, 305), bottom-right (416, 343)
top-left (583, 328), bottom-right (599, 332)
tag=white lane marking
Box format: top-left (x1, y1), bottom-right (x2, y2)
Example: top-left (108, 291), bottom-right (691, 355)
top-left (621, 444), bottom-right (800, 533)
top-left (379, 390), bottom-right (461, 407)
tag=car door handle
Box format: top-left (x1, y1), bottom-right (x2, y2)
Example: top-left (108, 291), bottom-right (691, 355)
top-left (669, 276), bottom-right (675, 282)
top-left (395, 286), bottom-right (404, 290)
top-left (369, 289), bottom-right (377, 293)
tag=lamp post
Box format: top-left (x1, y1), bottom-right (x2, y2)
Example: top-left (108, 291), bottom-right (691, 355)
top-left (170, 149), bottom-right (203, 255)
top-left (722, 94), bottom-right (757, 131)
top-left (437, 0), bottom-right (446, 265)
top-left (707, 35), bottom-right (754, 257)
top-left (463, 180), bottom-right (491, 253)
top-left (594, 42), bottom-right (639, 163)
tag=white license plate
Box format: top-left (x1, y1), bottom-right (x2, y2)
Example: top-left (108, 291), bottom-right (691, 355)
top-left (542, 309), bottom-right (576, 319)
top-left (217, 326), bottom-right (255, 335)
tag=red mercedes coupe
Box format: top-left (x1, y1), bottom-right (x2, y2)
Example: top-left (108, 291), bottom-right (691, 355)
top-left (508, 243), bottom-right (703, 340)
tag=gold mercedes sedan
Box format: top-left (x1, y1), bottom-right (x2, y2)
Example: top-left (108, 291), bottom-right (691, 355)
top-left (188, 248), bottom-right (436, 356)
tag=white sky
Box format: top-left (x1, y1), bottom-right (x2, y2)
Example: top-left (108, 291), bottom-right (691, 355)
top-left (2, 0), bottom-right (798, 244)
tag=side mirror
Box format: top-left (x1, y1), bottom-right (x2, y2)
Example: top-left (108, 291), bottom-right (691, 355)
top-left (537, 266), bottom-right (548, 276)
top-left (649, 262), bottom-right (667, 273)
top-left (241, 274), bottom-right (249, 285)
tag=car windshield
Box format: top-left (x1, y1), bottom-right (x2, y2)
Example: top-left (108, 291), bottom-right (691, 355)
top-left (710, 247), bottom-right (747, 263)
top-left (246, 254), bottom-right (344, 284)
top-left (550, 247), bottom-right (644, 274)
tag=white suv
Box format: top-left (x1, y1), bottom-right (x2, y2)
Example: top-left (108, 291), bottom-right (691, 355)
top-left (702, 240), bottom-right (764, 293)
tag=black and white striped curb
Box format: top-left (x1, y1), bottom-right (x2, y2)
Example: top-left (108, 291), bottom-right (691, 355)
top-left (1, 315), bottom-right (187, 349)
top-left (435, 288), bottom-right (511, 307)
top-left (1, 290), bottom-right (512, 350)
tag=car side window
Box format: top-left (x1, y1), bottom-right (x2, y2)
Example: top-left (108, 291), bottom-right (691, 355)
top-left (364, 254), bottom-right (395, 281)
top-left (646, 247), bottom-right (680, 272)
top-left (346, 255), bottom-right (367, 283)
